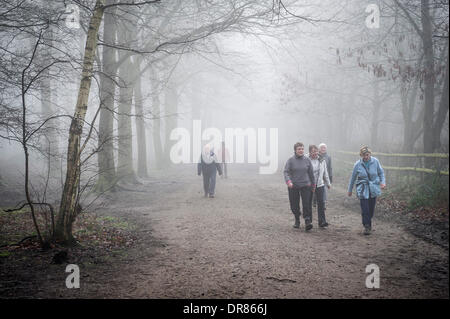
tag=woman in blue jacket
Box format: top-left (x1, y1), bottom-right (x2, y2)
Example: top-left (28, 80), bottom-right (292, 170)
top-left (347, 146), bottom-right (386, 235)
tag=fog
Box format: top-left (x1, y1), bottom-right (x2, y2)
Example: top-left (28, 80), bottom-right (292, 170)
top-left (0, 0), bottom-right (449, 300)
top-left (0, 0), bottom-right (448, 204)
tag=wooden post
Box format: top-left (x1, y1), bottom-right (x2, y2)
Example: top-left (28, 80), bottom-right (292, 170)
top-left (420, 157), bottom-right (425, 183)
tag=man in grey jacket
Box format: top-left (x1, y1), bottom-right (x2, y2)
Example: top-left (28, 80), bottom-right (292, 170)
top-left (283, 142), bottom-right (316, 231)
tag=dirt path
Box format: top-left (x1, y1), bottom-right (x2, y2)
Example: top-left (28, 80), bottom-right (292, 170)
top-left (69, 165), bottom-right (445, 299)
top-left (26, 165), bottom-right (446, 299)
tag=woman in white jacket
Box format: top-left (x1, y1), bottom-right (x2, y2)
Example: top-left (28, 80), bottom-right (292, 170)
top-left (308, 145), bottom-right (331, 227)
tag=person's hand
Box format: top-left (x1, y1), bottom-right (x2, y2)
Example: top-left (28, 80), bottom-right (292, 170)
top-left (347, 192), bottom-right (352, 197)
top-left (311, 185), bottom-right (316, 193)
top-left (381, 183), bottom-right (386, 189)
top-left (287, 181), bottom-right (293, 188)
top-left (327, 185), bottom-right (331, 189)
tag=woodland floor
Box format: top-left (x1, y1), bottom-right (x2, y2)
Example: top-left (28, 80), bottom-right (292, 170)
top-left (0, 165), bottom-right (448, 298)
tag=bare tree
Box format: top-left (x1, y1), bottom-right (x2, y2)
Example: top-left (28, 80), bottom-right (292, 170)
top-left (393, 0), bottom-right (449, 153)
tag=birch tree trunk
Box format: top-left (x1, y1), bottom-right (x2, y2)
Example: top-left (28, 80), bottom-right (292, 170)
top-left (56, 0), bottom-right (105, 243)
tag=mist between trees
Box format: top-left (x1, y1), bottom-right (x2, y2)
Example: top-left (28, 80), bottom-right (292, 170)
top-left (0, 0), bottom-right (448, 246)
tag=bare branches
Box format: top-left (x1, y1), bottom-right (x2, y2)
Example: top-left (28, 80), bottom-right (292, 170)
top-left (103, 0), bottom-right (161, 9)
top-left (393, 0), bottom-right (423, 38)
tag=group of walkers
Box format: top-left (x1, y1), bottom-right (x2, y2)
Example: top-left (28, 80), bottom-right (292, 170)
top-left (197, 141), bottom-right (386, 235)
top-left (284, 142), bottom-right (385, 235)
top-left (283, 143), bottom-right (332, 231)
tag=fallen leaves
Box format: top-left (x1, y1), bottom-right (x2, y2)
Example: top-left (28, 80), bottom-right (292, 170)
top-left (378, 196), bottom-right (448, 222)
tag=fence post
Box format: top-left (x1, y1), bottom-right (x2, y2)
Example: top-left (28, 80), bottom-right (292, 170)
top-left (406, 170), bottom-right (410, 190)
top-left (420, 157), bottom-right (424, 183)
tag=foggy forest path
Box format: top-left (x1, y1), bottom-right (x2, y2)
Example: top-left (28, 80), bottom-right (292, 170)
top-left (86, 166), bottom-right (448, 298)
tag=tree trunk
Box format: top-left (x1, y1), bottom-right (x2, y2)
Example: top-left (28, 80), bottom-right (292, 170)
top-left (134, 57), bottom-right (148, 178)
top-left (402, 77), bottom-right (423, 153)
top-left (116, 19), bottom-right (137, 183)
top-left (150, 68), bottom-right (164, 169)
top-left (421, 0), bottom-right (436, 154)
top-left (370, 81), bottom-right (381, 149)
top-left (432, 41), bottom-right (449, 151)
top-left (401, 85), bottom-right (415, 153)
top-left (339, 94), bottom-right (351, 146)
top-left (117, 58), bottom-right (136, 182)
top-left (56, 0), bottom-right (105, 244)
top-left (96, 0), bottom-right (118, 192)
top-left (39, 1), bottom-right (59, 186)
top-left (163, 80), bottom-right (178, 167)
top-left (40, 66), bottom-right (59, 175)
top-left (191, 79), bottom-right (202, 121)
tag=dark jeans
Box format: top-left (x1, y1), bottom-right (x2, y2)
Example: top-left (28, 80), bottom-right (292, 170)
top-left (313, 187), bottom-right (328, 205)
top-left (315, 186), bottom-right (327, 225)
top-left (360, 197), bottom-right (377, 228)
top-left (288, 186), bottom-right (313, 224)
top-left (203, 172), bottom-right (217, 195)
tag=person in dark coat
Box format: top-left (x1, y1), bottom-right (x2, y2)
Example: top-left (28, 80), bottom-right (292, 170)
top-left (198, 144), bottom-right (222, 198)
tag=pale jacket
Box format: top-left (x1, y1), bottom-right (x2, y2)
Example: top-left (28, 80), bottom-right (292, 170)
top-left (308, 155), bottom-right (331, 188)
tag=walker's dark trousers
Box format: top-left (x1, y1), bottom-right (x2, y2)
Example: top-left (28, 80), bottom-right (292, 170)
top-left (288, 186), bottom-right (313, 224)
top-left (315, 186), bottom-right (327, 225)
top-left (203, 172), bottom-right (217, 195)
top-left (360, 197), bottom-right (377, 227)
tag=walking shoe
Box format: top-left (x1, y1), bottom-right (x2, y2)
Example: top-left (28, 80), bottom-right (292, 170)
top-left (293, 218), bottom-right (300, 229)
top-left (209, 194), bottom-right (215, 198)
top-left (363, 227), bottom-right (371, 235)
top-left (319, 222), bottom-right (329, 228)
top-left (305, 224), bottom-right (313, 231)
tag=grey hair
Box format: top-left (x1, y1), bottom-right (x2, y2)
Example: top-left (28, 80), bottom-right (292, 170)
top-left (318, 143), bottom-right (327, 149)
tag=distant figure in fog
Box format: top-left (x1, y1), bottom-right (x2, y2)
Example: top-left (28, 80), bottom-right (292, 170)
top-left (347, 146), bottom-right (386, 235)
top-left (308, 145), bottom-right (331, 228)
top-left (198, 144), bottom-right (222, 198)
top-left (283, 142), bottom-right (315, 231)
